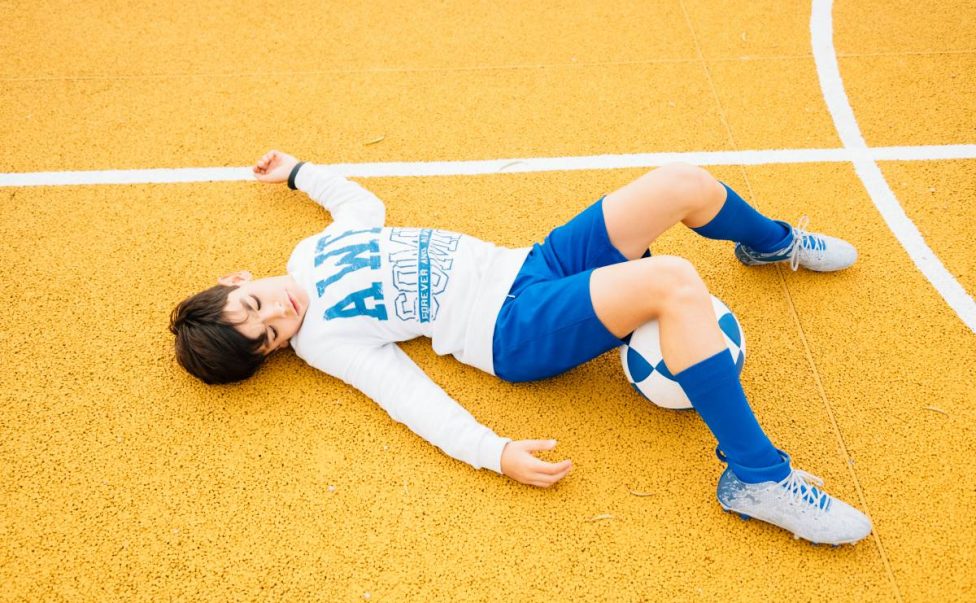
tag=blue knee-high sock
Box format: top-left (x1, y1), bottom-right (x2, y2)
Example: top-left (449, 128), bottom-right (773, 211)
top-left (692, 183), bottom-right (792, 252)
top-left (673, 351), bottom-right (791, 483)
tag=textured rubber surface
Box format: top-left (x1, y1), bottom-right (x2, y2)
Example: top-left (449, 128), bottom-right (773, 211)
top-left (1, 1), bottom-right (974, 601)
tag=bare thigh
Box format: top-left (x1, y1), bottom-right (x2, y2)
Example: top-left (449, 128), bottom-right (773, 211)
top-left (590, 256), bottom-right (725, 373)
top-left (601, 163), bottom-right (727, 260)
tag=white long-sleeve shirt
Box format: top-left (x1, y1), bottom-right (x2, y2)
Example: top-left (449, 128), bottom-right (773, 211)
top-left (286, 164), bottom-right (530, 473)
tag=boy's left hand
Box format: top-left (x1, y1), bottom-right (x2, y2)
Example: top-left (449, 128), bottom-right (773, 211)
top-left (501, 440), bottom-right (573, 488)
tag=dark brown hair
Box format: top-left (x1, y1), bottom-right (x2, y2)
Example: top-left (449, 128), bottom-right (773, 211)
top-left (169, 284), bottom-right (268, 384)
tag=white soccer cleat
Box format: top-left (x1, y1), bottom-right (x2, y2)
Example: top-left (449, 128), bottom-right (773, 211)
top-left (716, 450), bottom-right (873, 546)
top-left (734, 217), bottom-right (857, 272)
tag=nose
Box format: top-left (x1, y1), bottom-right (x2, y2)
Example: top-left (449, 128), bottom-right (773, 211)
top-left (261, 301), bottom-right (288, 321)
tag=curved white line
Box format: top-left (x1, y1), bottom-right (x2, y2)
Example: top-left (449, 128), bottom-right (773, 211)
top-left (811, 0), bottom-right (976, 334)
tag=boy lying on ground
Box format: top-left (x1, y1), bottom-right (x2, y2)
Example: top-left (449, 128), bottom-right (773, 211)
top-left (170, 150), bottom-right (872, 546)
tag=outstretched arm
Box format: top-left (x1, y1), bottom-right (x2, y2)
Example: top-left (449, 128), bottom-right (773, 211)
top-left (251, 149), bottom-right (385, 228)
top-left (311, 342), bottom-right (572, 487)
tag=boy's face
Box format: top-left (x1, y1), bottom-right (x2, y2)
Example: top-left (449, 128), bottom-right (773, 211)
top-left (219, 271), bottom-right (309, 355)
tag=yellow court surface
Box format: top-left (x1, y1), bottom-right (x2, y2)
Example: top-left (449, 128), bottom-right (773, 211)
top-left (2, 1), bottom-right (975, 601)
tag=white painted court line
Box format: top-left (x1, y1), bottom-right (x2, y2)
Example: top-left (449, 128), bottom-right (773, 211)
top-left (812, 0), bottom-right (976, 335)
top-left (1, 144), bottom-right (974, 187)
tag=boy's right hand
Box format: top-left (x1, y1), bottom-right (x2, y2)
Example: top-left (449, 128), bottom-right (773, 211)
top-left (253, 150), bottom-right (299, 184)
top-left (501, 440), bottom-right (573, 488)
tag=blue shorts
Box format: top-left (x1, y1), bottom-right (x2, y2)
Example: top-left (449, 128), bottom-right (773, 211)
top-left (492, 197), bottom-right (649, 383)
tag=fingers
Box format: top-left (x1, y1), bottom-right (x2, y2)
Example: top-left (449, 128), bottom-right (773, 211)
top-left (511, 439), bottom-right (572, 487)
top-left (521, 439), bottom-right (558, 452)
top-left (534, 458), bottom-right (572, 476)
top-left (528, 461), bottom-right (573, 488)
top-left (253, 150), bottom-right (280, 173)
top-left (504, 439), bottom-right (573, 488)
top-left (526, 455), bottom-right (572, 487)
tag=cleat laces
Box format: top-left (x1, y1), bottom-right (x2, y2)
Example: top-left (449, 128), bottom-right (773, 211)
top-left (777, 468), bottom-right (830, 516)
top-left (786, 216), bottom-right (827, 271)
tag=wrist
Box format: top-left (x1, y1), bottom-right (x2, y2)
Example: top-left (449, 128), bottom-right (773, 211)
top-left (287, 161), bottom-right (307, 189)
top-left (500, 441), bottom-right (511, 475)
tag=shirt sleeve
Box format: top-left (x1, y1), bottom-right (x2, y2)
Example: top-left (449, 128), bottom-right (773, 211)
top-left (293, 162), bottom-right (386, 228)
top-left (307, 342), bottom-right (511, 474)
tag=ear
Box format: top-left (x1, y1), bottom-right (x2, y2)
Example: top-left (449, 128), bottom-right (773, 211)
top-left (217, 270), bottom-right (253, 287)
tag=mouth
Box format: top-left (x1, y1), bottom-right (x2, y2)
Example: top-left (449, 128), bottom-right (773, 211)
top-left (288, 292), bottom-right (299, 315)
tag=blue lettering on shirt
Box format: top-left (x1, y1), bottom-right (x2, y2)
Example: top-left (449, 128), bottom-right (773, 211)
top-left (315, 241), bottom-right (381, 294)
top-left (418, 229), bottom-right (432, 322)
top-left (324, 283), bottom-right (388, 321)
top-left (313, 227), bottom-right (387, 321)
top-left (314, 228), bottom-right (378, 255)
top-left (388, 228), bottom-right (458, 323)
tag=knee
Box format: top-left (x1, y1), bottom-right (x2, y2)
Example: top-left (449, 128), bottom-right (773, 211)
top-left (645, 256), bottom-right (710, 307)
top-left (648, 255), bottom-right (702, 284)
top-left (649, 163), bottom-right (723, 208)
top-left (654, 162), bottom-right (714, 192)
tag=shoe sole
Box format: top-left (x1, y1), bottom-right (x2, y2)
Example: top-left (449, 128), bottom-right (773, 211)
top-left (737, 259), bottom-right (852, 272)
top-left (719, 505), bottom-right (864, 547)
top-left (735, 244), bottom-right (855, 272)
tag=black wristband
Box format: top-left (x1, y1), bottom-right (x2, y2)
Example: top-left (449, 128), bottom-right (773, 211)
top-left (287, 161), bottom-right (306, 190)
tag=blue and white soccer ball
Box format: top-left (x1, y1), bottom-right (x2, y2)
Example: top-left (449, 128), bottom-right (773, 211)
top-left (620, 295), bottom-right (745, 410)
